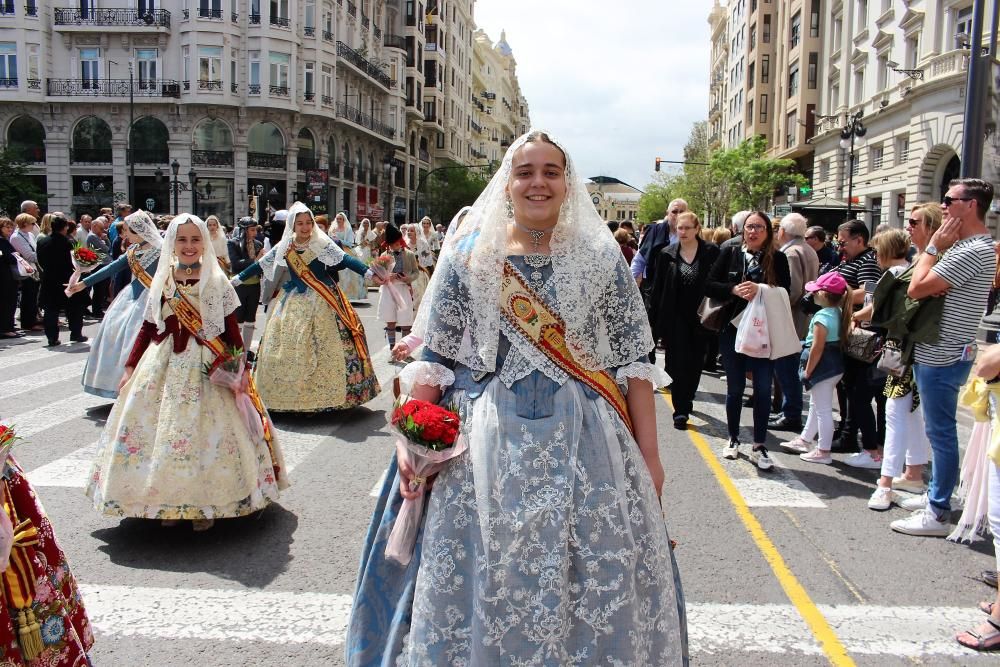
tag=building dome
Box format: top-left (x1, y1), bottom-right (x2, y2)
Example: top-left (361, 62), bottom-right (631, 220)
top-left (496, 29), bottom-right (513, 57)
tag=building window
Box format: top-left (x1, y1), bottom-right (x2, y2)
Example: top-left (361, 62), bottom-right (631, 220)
top-left (748, 61), bottom-right (755, 88)
top-left (871, 145), bottom-right (884, 170)
top-left (269, 0), bottom-right (288, 22)
top-left (808, 52), bottom-right (817, 89)
top-left (304, 61), bottom-right (314, 97)
top-left (830, 83), bottom-right (839, 113)
top-left (305, 0), bottom-right (315, 30)
top-left (761, 54), bottom-right (769, 83)
top-left (786, 110), bottom-right (797, 148)
top-left (759, 93), bottom-right (768, 123)
top-left (956, 6), bottom-right (973, 39)
top-left (905, 35), bottom-right (919, 68)
top-left (896, 136), bottom-right (909, 163)
top-left (747, 98), bottom-right (754, 126)
top-left (819, 159), bottom-right (829, 182)
top-left (136, 48), bottom-right (158, 86)
top-left (788, 61), bottom-right (799, 97)
top-left (198, 46), bottom-right (222, 85)
top-left (763, 14), bottom-right (771, 43)
top-left (249, 50), bottom-right (260, 92)
top-left (321, 64), bottom-right (333, 100)
top-left (269, 52), bottom-right (289, 91)
top-left (0, 43), bottom-right (15, 84)
top-left (26, 44), bottom-right (38, 84)
top-left (856, 0), bottom-right (867, 27)
top-left (81, 47), bottom-right (99, 87)
top-left (870, 196), bottom-right (882, 226)
top-left (853, 68), bottom-right (864, 105)
top-left (750, 24), bottom-right (756, 50)
top-left (810, 0), bottom-right (820, 37)
top-left (790, 11), bottom-right (801, 48)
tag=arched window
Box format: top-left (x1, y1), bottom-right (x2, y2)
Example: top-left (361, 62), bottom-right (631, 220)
top-left (327, 136), bottom-right (339, 174)
top-left (6, 116), bottom-right (45, 163)
top-left (343, 140), bottom-right (352, 179)
top-left (192, 118), bottom-right (235, 166)
top-left (297, 128), bottom-right (316, 170)
top-left (247, 121), bottom-right (285, 169)
top-left (129, 116), bottom-right (169, 165)
top-left (71, 116), bottom-right (112, 164)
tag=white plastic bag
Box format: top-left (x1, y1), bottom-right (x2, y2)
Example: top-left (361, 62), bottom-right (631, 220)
top-left (735, 291), bottom-right (770, 358)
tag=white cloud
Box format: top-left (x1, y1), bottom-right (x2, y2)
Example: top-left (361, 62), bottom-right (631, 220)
top-left (473, 0), bottom-right (711, 191)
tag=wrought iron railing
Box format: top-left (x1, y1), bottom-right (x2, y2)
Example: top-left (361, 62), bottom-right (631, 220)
top-left (47, 78), bottom-right (181, 97)
top-left (0, 78), bottom-right (17, 88)
top-left (26, 78), bottom-right (40, 89)
top-left (361, 12), bottom-right (368, 29)
top-left (8, 145), bottom-right (44, 163)
top-left (198, 79), bottom-right (223, 90)
top-left (198, 7), bottom-right (222, 18)
top-left (231, 82), bottom-right (238, 93)
top-left (322, 29), bottom-right (333, 41)
top-left (183, 80), bottom-right (190, 90)
top-left (269, 13), bottom-right (288, 26)
top-left (53, 7), bottom-right (170, 26)
top-left (336, 41), bottom-right (390, 88)
top-left (335, 101), bottom-right (395, 140)
top-left (247, 152), bottom-right (284, 169)
top-left (418, 149), bottom-right (430, 163)
top-left (192, 150), bottom-right (234, 166)
top-left (304, 91), bottom-right (314, 101)
top-left (384, 33), bottom-right (405, 50)
top-left (70, 148), bottom-right (112, 164)
top-left (346, 0), bottom-right (356, 17)
top-left (269, 84), bottom-right (288, 95)
top-left (249, 83), bottom-right (261, 94)
top-left (231, 11), bottom-right (237, 21)
top-left (470, 120), bottom-right (482, 133)
top-left (24, 3), bottom-right (35, 15)
top-left (249, 12), bottom-right (260, 23)
top-left (127, 148), bottom-right (169, 164)
top-left (373, 25), bottom-right (381, 39)
top-left (304, 25), bottom-right (314, 36)
top-left (321, 94), bottom-right (333, 105)
top-left (297, 155), bottom-right (318, 170)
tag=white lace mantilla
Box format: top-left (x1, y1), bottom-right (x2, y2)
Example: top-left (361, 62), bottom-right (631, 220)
top-left (259, 201), bottom-right (346, 281)
top-left (398, 361), bottom-right (455, 393)
top-left (616, 362), bottom-right (671, 392)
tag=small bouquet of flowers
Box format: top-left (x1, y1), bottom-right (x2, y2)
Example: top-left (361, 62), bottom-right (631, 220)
top-left (370, 253), bottom-right (405, 309)
top-left (202, 346), bottom-right (264, 442)
top-left (0, 424), bottom-right (21, 466)
top-left (385, 396), bottom-right (467, 565)
top-left (66, 242), bottom-right (105, 292)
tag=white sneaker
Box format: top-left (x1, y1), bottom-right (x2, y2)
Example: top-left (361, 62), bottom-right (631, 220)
top-left (781, 437), bottom-right (812, 453)
top-left (868, 486), bottom-right (896, 511)
top-left (843, 450), bottom-right (883, 470)
top-left (799, 448), bottom-right (833, 465)
top-left (891, 477), bottom-right (927, 494)
top-left (750, 446), bottom-right (773, 471)
top-left (890, 508), bottom-right (950, 537)
top-left (723, 440), bottom-right (739, 460)
top-left (898, 493), bottom-right (928, 511)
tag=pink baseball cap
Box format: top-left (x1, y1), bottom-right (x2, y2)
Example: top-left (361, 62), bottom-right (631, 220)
top-left (805, 271), bottom-right (848, 295)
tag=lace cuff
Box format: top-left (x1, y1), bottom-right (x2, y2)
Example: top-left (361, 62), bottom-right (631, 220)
top-left (398, 361), bottom-right (455, 393)
top-left (615, 362), bottom-right (671, 392)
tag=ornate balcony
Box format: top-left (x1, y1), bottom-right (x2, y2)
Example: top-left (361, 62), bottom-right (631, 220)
top-left (126, 148), bottom-right (169, 165)
top-left (373, 25), bottom-right (381, 40)
top-left (384, 33), bottom-right (405, 50)
top-left (346, 1), bottom-right (356, 17)
top-left (198, 79), bottom-right (223, 91)
top-left (335, 101), bottom-right (395, 140)
top-left (361, 12), bottom-right (368, 29)
top-left (70, 148), bottom-right (112, 164)
top-left (321, 94), bottom-right (333, 105)
top-left (53, 7), bottom-right (170, 27)
top-left (27, 78), bottom-right (40, 90)
top-left (247, 152), bottom-right (284, 169)
top-left (336, 41), bottom-right (390, 88)
top-left (269, 84), bottom-right (289, 96)
top-left (249, 12), bottom-right (261, 23)
top-left (304, 91), bottom-right (315, 101)
top-left (197, 7), bottom-right (222, 18)
top-left (231, 82), bottom-right (238, 93)
top-left (231, 11), bottom-right (237, 21)
top-left (322, 29), bottom-right (333, 41)
top-left (192, 150), bottom-right (234, 167)
top-left (269, 13), bottom-right (288, 26)
top-left (249, 83), bottom-right (261, 94)
top-left (47, 78), bottom-right (181, 97)
top-left (304, 25), bottom-right (314, 36)
top-left (0, 78), bottom-right (17, 88)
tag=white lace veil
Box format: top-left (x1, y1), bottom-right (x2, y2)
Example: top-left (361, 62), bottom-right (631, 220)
top-left (334, 211), bottom-right (356, 246)
top-left (124, 210), bottom-right (162, 249)
top-left (412, 130), bottom-right (652, 373)
top-left (144, 213), bottom-right (239, 341)
top-left (257, 201), bottom-right (346, 280)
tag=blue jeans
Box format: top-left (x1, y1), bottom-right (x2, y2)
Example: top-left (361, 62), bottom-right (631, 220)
top-left (774, 352), bottom-right (803, 420)
top-left (720, 326), bottom-right (774, 444)
top-left (914, 360), bottom-right (973, 515)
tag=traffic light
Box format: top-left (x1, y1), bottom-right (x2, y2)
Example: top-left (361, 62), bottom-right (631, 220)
top-left (655, 157), bottom-right (662, 172)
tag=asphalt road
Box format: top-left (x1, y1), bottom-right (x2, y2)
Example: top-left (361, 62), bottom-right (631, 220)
top-left (0, 299), bottom-right (996, 666)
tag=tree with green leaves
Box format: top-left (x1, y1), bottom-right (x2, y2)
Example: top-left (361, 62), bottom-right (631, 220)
top-left (710, 135), bottom-right (806, 212)
top-left (636, 172), bottom-right (682, 223)
top-left (422, 160), bottom-right (495, 225)
top-left (0, 148), bottom-right (47, 218)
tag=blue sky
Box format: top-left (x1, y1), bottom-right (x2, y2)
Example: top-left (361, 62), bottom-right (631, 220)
top-left (474, 0), bottom-right (711, 192)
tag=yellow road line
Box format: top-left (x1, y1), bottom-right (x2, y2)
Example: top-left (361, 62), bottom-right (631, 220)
top-left (662, 395), bottom-right (855, 666)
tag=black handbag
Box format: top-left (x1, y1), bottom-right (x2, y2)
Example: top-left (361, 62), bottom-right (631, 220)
top-left (845, 327), bottom-right (882, 363)
top-left (697, 296), bottom-right (730, 332)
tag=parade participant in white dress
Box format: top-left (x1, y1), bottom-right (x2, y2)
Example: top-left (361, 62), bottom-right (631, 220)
top-left (347, 130), bottom-right (686, 665)
top-left (86, 214), bottom-right (287, 532)
top-left (333, 211), bottom-right (368, 302)
top-left (232, 202), bottom-right (380, 412)
top-left (67, 210), bottom-right (162, 399)
top-left (418, 216), bottom-right (440, 265)
top-left (403, 224), bottom-right (430, 311)
top-left (205, 215), bottom-right (231, 274)
top-left (357, 218), bottom-right (376, 263)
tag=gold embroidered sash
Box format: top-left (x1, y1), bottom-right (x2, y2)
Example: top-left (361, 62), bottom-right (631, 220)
top-left (1, 479), bottom-right (43, 660)
top-left (126, 246), bottom-right (154, 289)
top-left (284, 249), bottom-right (375, 378)
top-left (167, 286), bottom-right (283, 484)
top-left (500, 261), bottom-right (634, 434)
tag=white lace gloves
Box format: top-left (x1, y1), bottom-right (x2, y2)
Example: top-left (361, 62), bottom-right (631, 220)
top-left (616, 362), bottom-right (671, 394)
top-left (398, 361), bottom-right (455, 395)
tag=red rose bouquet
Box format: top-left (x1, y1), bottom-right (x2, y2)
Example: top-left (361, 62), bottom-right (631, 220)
top-left (385, 396), bottom-right (467, 565)
top-left (370, 253), bottom-right (405, 309)
top-left (67, 242), bottom-right (106, 291)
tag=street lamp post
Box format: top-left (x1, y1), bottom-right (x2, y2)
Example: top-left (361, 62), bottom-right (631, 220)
top-left (839, 111), bottom-right (866, 222)
top-left (128, 59), bottom-right (135, 208)
top-left (188, 169), bottom-right (197, 214)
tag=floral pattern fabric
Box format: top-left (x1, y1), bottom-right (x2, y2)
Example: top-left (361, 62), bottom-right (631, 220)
top-left (86, 299), bottom-right (286, 519)
top-left (254, 288), bottom-right (379, 412)
top-left (1, 460), bottom-right (93, 666)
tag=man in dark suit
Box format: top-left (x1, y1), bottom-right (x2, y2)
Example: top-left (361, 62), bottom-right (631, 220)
top-left (632, 199), bottom-right (687, 362)
top-left (36, 214), bottom-right (87, 346)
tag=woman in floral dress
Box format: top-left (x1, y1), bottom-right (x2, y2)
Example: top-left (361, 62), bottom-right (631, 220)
top-left (232, 202), bottom-right (379, 412)
top-left (86, 214), bottom-right (287, 531)
top-left (347, 131), bottom-right (687, 665)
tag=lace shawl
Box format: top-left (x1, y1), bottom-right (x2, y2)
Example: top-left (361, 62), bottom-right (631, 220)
top-left (258, 201), bottom-right (346, 281)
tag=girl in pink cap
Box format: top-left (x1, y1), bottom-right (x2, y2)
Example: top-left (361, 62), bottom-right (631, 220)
top-left (783, 271), bottom-right (853, 463)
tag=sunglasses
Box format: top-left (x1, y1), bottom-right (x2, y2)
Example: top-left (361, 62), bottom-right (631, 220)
top-left (670, 209), bottom-right (681, 214)
top-left (906, 218), bottom-right (921, 227)
top-left (942, 196), bottom-right (973, 206)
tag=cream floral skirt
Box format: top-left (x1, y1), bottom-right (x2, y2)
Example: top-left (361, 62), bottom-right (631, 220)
top-left (86, 336), bottom-right (287, 520)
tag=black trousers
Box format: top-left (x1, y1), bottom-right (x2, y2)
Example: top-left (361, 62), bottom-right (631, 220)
top-left (17, 278), bottom-right (38, 327)
top-left (42, 291), bottom-right (85, 342)
top-left (664, 320), bottom-right (708, 419)
top-left (842, 356), bottom-right (881, 449)
top-left (0, 273), bottom-right (16, 333)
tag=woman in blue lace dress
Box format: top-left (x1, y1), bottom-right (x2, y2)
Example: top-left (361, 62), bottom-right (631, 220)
top-left (347, 130), bottom-right (687, 666)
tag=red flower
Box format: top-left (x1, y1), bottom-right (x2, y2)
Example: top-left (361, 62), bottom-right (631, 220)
top-left (391, 398), bottom-right (460, 451)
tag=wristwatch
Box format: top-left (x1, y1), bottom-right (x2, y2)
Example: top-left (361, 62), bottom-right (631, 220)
top-left (925, 244), bottom-right (939, 257)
